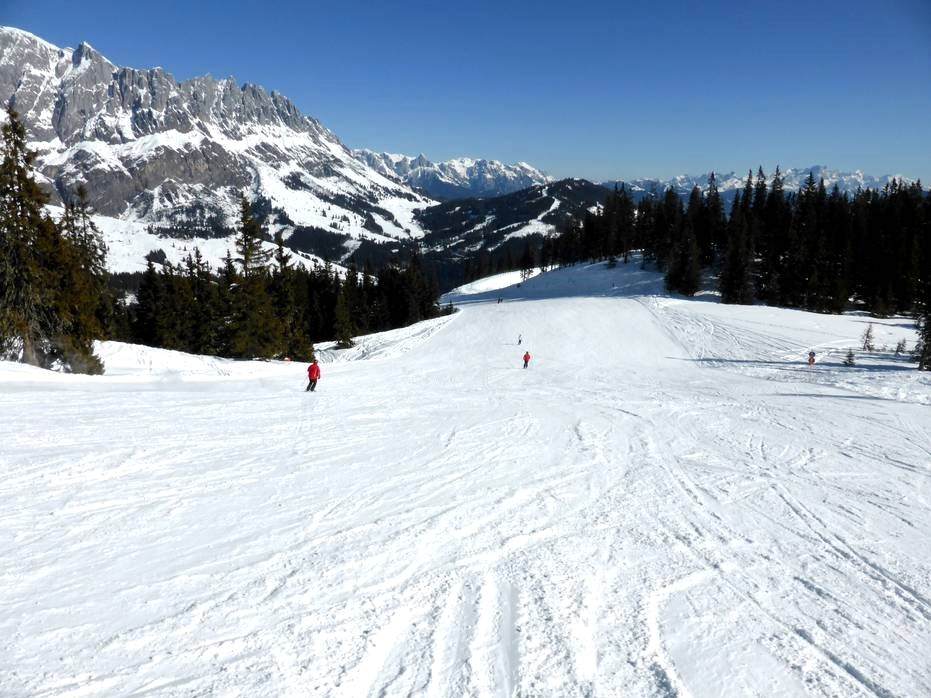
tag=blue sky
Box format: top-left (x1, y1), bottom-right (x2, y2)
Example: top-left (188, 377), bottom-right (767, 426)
top-left (4, 0), bottom-right (930, 182)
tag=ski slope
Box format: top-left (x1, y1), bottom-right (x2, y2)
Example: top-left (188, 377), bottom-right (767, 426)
top-left (2, 261), bottom-right (930, 697)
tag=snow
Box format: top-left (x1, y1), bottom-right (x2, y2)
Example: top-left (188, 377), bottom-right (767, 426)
top-left (2, 259), bottom-right (930, 696)
top-left (8, 26), bottom-right (436, 254)
top-left (442, 269), bottom-right (541, 298)
top-left (62, 208), bottom-right (339, 275)
top-left (374, 196), bottom-right (429, 239)
top-left (114, 130), bottom-right (205, 160)
top-left (39, 140), bottom-right (130, 176)
top-left (500, 194), bottom-right (561, 243)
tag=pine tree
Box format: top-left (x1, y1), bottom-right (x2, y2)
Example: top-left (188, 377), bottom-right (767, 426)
top-left (234, 195), bottom-right (272, 275)
top-left (334, 283), bottom-right (355, 348)
top-left (54, 185), bottom-right (109, 371)
top-left (186, 248), bottom-right (221, 355)
top-left (666, 219), bottom-right (701, 296)
top-left (824, 184), bottom-right (851, 313)
top-left (0, 107), bottom-right (52, 365)
top-left (843, 348), bottom-right (856, 366)
top-left (760, 166), bottom-right (788, 304)
top-left (861, 322), bottom-right (875, 351)
top-left (227, 197), bottom-right (282, 358)
top-left (686, 185), bottom-right (711, 266)
top-left (704, 172), bottom-right (726, 266)
top-left (918, 190), bottom-right (931, 369)
top-left (719, 191), bottom-right (754, 304)
top-left (635, 195), bottom-right (655, 265)
top-left (751, 167), bottom-right (769, 295)
top-left (270, 232), bottom-right (312, 359)
top-left (656, 188), bottom-right (682, 269)
top-left (919, 324), bottom-right (931, 370)
top-left (520, 239), bottom-right (536, 280)
top-left (0, 107), bottom-right (105, 372)
top-left (616, 185), bottom-right (635, 262)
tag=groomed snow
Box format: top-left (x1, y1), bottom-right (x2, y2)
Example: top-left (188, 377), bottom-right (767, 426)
top-left (2, 260), bottom-right (930, 696)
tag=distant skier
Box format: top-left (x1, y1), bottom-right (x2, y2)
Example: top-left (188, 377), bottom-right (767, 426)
top-left (807, 351), bottom-right (816, 368)
top-left (518, 334), bottom-right (522, 345)
top-left (523, 351), bottom-right (531, 369)
top-left (306, 359), bottom-right (321, 392)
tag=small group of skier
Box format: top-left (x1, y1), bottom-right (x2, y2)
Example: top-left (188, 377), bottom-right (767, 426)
top-left (304, 333), bottom-right (534, 393)
top-left (518, 334), bottom-right (531, 368)
top-left (303, 334), bottom-right (822, 392)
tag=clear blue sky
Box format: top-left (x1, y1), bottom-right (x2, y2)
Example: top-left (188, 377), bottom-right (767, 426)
top-left (4, 0), bottom-right (930, 182)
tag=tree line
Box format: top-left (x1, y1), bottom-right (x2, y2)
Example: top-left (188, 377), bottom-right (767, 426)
top-left (0, 107), bottom-right (446, 373)
top-left (547, 169), bottom-right (931, 369)
top-left (115, 197), bottom-right (445, 359)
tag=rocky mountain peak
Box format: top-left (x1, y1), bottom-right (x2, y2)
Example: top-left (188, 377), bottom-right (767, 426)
top-left (351, 150), bottom-right (552, 199)
top-left (0, 25), bottom-right (431, 273)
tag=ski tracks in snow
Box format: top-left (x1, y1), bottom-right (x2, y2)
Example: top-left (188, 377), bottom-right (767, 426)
top-left (2, 273), bottom-right (930, 696)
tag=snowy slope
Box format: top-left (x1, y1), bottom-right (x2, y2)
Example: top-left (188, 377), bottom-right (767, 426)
top-left (2, 261), bottom-right (930, 696)
top-left (0, 26), bottom-right (433, 272)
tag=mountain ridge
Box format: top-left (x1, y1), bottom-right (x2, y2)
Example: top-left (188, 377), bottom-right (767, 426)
top-left (604, 164), bottom-right (915, 207)
top-left (1, 25), bottom-right (921, 276)
top-left (353, 149), bottom-right (552, 200)
top-left (0, 25), bottom-right (432, 270)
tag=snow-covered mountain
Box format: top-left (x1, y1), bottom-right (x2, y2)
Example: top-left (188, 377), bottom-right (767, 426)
top-left (2, 26), bottom-right (919, 274)
top-left (0, 26), bottom-right (433, 271)
top-left (417, 179), bottom-right (608, 254)
top-left (353, 149), bottom-right (552, 200)
top-left (607, 165), bottom-right (915, 207)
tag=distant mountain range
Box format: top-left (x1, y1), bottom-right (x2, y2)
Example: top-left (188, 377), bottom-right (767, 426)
top-left (352, 150), bottom-right (552, 200)
top-left (0, 25), bottom-right (920, 276)
top-left (605, 165), bottom-right (914, 208)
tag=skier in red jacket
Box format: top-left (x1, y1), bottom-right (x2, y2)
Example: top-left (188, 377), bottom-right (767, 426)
top-left (523, 351), bottom-right (531, 369)
top-left (306, 359), bottom-right (321, 392)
